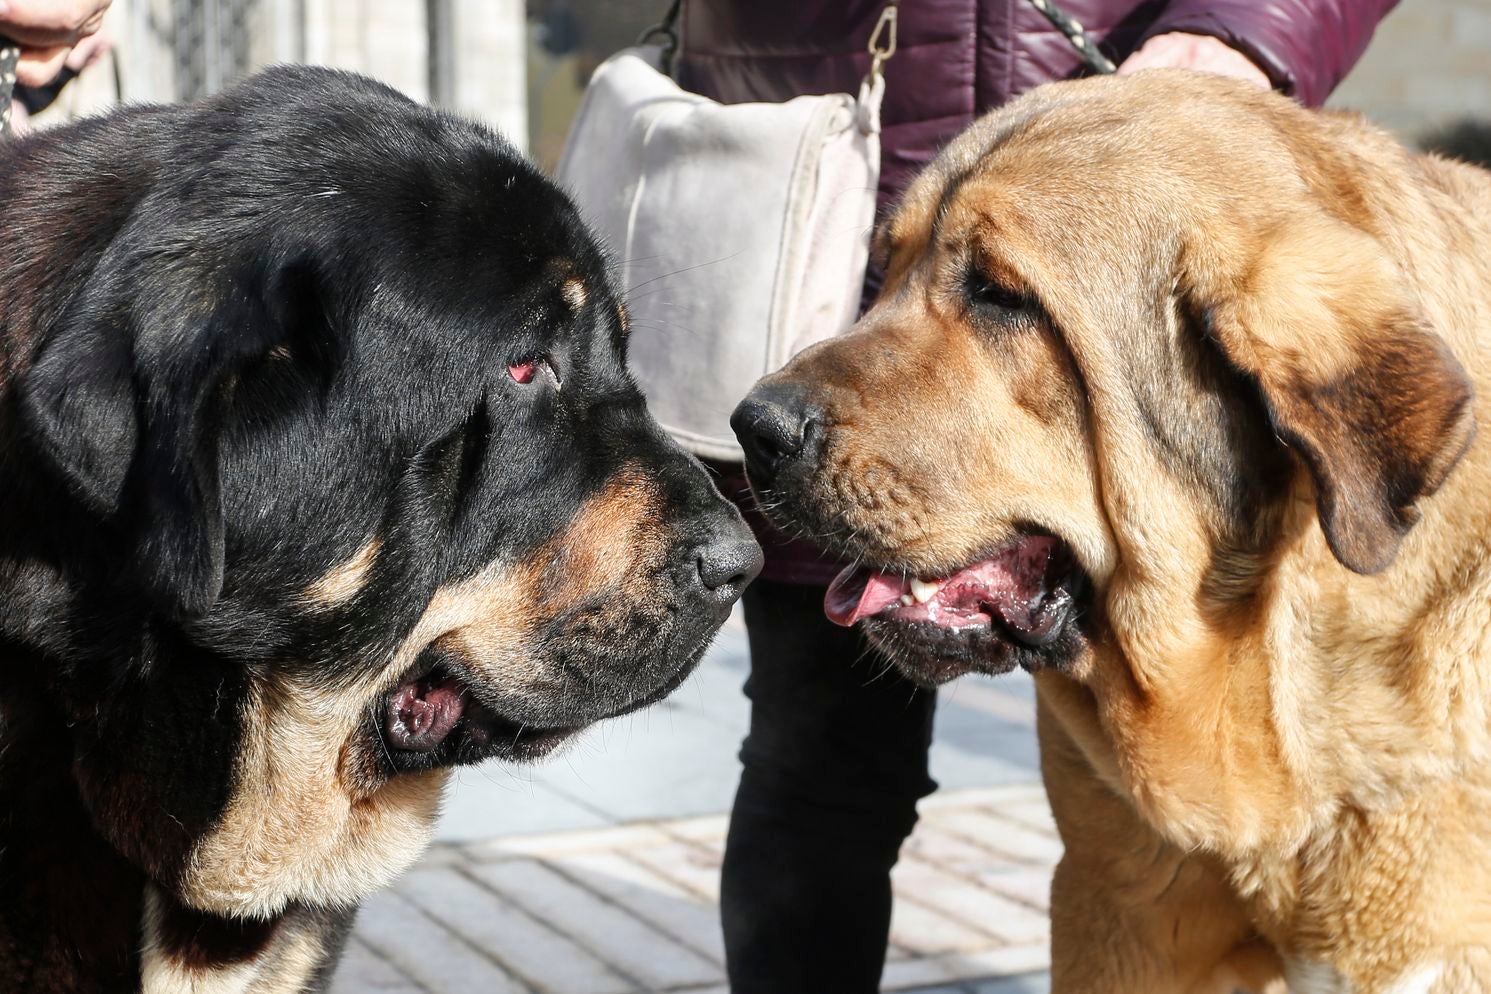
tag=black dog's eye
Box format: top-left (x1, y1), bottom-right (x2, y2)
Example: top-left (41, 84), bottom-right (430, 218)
top-left (508, 356), bottom-right (560, 389)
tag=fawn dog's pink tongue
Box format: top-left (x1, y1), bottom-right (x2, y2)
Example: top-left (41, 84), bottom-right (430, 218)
top-left (823, 537), bottom-right (1065, 638)
top-left (824, 570), bottom-right (908, 626)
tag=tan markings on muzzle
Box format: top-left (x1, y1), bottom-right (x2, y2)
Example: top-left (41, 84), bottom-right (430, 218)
top-left (393, 559), bottom-right (541, 686)
top-left (180, 472), bottom-right (669, 919)
top-left (541, 468), bottom-right (667, 602)
top-left (435, 470), bottom-right (669, 675)
top-left (302, 537), bottom-right (381, 608)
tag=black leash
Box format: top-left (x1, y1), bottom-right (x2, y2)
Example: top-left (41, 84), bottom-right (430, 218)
top-left (1, 41), bottom-right (19, 137)
top-left (1027, 0), bottom-right (1117, 75)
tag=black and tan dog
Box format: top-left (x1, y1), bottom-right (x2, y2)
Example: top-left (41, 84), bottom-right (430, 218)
top-left (0, 66), bottom-right (760, 991)
top-left (736, 72), bottom-right (1491, 992)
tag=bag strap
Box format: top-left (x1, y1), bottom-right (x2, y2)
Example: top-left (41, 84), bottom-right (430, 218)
top-left (637, 0), bottom-right (685, 76)
top-left (643, 1), bottom-right (902, 85)
top-left (1026, 0), bottom-right (1116, 74)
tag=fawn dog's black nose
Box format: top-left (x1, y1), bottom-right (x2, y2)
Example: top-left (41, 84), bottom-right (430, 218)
top-left (731, 382), bottom-right (819, 483)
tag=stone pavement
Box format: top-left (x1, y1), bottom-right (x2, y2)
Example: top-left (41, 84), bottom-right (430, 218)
top-left (335, 610), bottom-right (1055, 994)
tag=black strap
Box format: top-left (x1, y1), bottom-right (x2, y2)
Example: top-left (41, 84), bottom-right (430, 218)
top-left (637, 0), bottom-right (685, 74)
top-left (1026, 0), bottom-right (1116, 75)
top-left (642, 2), bottom-right (1110, 83)
top-left (642, 0), bottom-right (900, 81)
top-left (1, 41), bottom-right (19, 137)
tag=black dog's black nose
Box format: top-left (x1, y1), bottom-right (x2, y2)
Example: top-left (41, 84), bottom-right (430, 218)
top-left (695, 533), bottom-right (763, 603)
top-left (731, 383), bottom-right (816, 480)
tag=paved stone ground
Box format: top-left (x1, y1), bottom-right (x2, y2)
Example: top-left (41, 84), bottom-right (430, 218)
top-left (336, 611), bottom-right (1054, 994)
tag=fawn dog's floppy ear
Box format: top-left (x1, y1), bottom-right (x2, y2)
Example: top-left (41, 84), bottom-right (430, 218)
top-left (1191, 212), bottom-right (1475, 575)
top-left (20, 249), bottom-right (330, 616)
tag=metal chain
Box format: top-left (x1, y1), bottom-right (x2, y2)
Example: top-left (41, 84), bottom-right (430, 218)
top-left (1, 42), bottom-right (18, 137)
top-left (1026, 0), bottom-right (1117, 75)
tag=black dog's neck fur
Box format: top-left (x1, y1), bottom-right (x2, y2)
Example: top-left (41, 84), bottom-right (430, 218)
top-left (0, 112), bottom-right (156, 994)
top-left (0, 644), bottom-right (145, 991)
top-left (0, 649), bottom-right (346, 991)
top-left (0, 97), bottom-right (302, 992)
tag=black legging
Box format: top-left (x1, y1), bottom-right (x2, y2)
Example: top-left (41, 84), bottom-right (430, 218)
top-left (721, 578), bottom-right (937, 994)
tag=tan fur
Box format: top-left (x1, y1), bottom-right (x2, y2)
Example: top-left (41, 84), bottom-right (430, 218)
top-left (561, 277), bottom-right (589, 311)
top-left (177, 672), bottom-right (450, 919)
top-left (139, 887), bottom-right (327, 993)
top-left (546, 256), bottom-right (589, 313)
top-left (301, 538), bottom-right (381, 607)
top-left (249, 930), bottom-right (324, 994)
top-left (178, 470), bottom-right (669, 920)
top-left (141, 887), bottom-right (254, 993)
top-left (769, 72), bottom-right (1491, 992)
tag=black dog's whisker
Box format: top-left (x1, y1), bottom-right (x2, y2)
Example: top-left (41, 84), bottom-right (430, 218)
top-left (625, 250), bottom-right (746, 295)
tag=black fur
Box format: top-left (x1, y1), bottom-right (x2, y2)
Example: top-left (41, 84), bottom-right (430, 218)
top-left (1420, 118), bottom-right (1491, 170)
top-left (0, 66), bottom-right (756, 991)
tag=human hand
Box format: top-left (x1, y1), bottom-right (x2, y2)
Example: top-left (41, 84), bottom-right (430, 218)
top-left (0, 0), bottom-right (113, 87)
top-left (1117, 32), bottom-right (1270, 90)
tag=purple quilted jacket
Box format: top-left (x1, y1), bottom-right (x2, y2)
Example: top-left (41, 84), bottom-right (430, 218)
top-left (678, 0), bottom-right (1400, 584)
top-left (680, 0), bottom-right (1398, 234)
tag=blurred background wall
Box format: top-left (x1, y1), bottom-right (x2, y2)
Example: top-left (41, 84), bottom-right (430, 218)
top-left (1329, 0), bottom-right (1490, 134)
top-left (28, 0), bottom-right (1491, 168)
top-left (35, 0), bottom-right (528, 148)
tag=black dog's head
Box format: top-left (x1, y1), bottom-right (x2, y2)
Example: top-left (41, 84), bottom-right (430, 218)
top-left (0, 66), bottom-right (758, 919)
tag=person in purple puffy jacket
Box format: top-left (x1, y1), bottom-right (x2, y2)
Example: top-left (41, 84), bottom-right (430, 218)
top-left (675, 3), bottom-right (1398, 991)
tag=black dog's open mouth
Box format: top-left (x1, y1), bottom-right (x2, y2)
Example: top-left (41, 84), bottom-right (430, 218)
top-left (824, 532), bottom-right (1088, 684)
top-left (380, 655), bottom-right (580, 769)
top-left (378, 637), bottom-right (715, 773)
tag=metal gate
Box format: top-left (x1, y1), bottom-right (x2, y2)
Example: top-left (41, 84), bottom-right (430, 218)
top-left (117, 0), bottom-right (525, 148)
top-left (170, 0), bottom-right (262, 100)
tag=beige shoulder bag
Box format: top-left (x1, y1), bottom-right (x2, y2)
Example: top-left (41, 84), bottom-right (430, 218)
top-left (557, 2), bottom-right (898, 460)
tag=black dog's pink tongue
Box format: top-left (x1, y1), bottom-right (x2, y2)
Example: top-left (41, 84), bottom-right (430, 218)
top-left (386, 676), bottom-right (466, 751)
top-left (824, 566), bottom-right (906, 626)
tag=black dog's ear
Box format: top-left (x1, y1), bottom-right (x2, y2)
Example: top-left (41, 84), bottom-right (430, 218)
top-left (20, 307), bottom-right (139, 514)
top-left (20, 251), bottom-right (333, 616)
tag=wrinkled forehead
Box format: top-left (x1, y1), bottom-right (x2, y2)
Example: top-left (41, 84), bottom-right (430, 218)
top-left (384, 244), bottom-right (629, 370)
top-left (879, 86), bottom-right (1093, 256)
top-left (879, 74), bottom-right (1285, 268)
